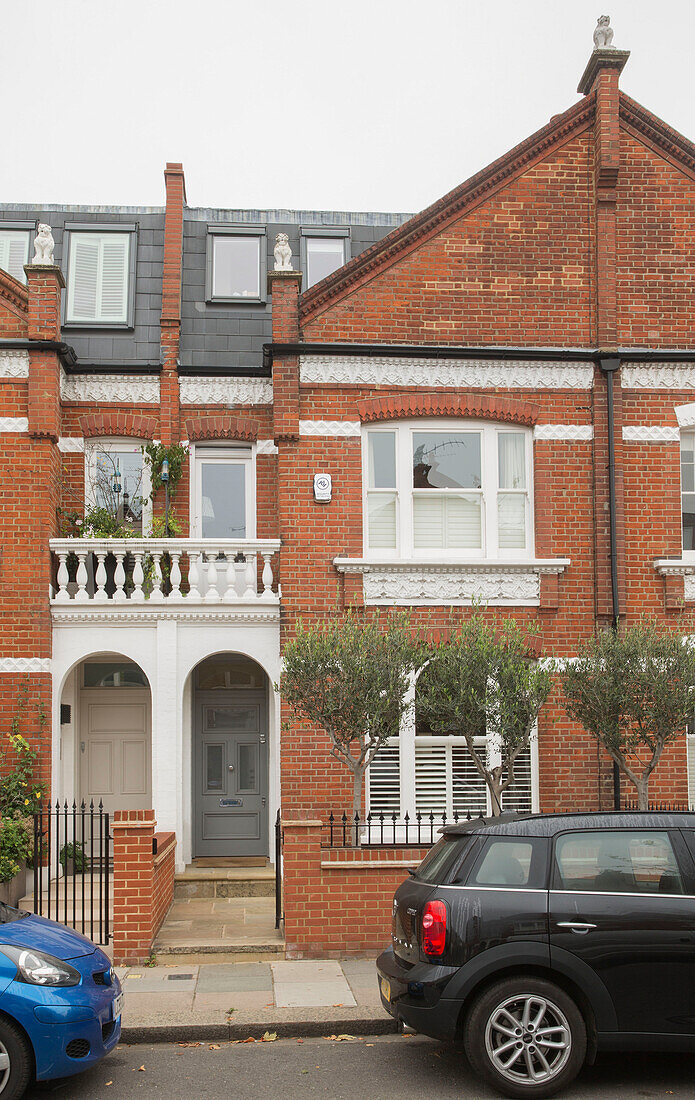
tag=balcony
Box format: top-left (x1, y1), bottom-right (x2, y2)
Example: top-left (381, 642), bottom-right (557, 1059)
top-left (49, 538), bottom-right (281, 620)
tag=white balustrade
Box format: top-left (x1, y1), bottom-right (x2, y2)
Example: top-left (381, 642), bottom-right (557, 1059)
top-left (49, 539), bottom-right (281, 607)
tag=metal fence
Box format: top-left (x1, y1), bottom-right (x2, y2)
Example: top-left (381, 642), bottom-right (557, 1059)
top-left (274, 810), bottom-right (283, 930)
top-left (32, 801), bottom-right (111, 945)
top-left (326, 809), bottom-right (488, 848)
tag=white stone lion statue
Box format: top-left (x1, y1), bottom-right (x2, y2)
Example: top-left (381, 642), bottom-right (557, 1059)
top-left (32, 223), bottom-right (55, 265)
top-left (593, 15), bottom-right (615, 49)
top-left (273, 233), bottom-right (293, 272)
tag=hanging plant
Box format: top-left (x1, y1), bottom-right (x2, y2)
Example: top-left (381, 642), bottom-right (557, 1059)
top-left (142, 442), bottom-right (188, 503)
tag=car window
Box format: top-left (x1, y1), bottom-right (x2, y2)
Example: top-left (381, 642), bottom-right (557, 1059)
top-left (415, 835), bottom-right (476, 884)
top-left (554, 830), bottom-right (684, 895)
top-left (471, 839), bottom-right (534, 887)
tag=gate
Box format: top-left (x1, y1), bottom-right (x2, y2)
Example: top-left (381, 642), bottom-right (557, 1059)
top-left (275, 809), bottom-right (283, 929)
top-left (32, 801), bottom-right (111, 945)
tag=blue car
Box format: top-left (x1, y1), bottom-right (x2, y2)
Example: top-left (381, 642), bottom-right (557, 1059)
top-left (0, 902), bottom-right (121, 1099)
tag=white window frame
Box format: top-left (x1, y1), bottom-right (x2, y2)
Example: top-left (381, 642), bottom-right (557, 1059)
top-left (368, 672), bottom-right (539, 822)
top-left (300, 228), bottom-right (350, 290)
top-left (681, 432), bottom-right (695, 559)
top-left (189, 443), bottom-right (256, 540)
top-left (0, 228), bottom-right (31, 284)
top-left (205, 226), bottom-right (267, 304)
top-left (361, 419), bottom-right (534, 561)
top-left (84, 438), bottom-right (152, 531)
top-left (65, 229), bottom-right (133, 326)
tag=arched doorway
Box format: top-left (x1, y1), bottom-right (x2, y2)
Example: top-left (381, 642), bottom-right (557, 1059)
top-left (191, 653), bottom-right (269, 859)
top-left (64, 655), bottom-right (152, 815)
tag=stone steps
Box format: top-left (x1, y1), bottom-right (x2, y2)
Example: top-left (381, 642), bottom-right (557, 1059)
top-left (174, 865), bottom-right (276, 899)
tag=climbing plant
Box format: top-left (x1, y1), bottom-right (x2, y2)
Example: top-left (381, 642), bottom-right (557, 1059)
top-left (142, 442), bottom-right (188, 503)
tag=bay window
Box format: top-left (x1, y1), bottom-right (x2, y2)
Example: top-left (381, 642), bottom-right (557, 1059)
top-left (364, 421), bottom-right (533, 558)
top-left (682, 434), bottom-right (695, 553)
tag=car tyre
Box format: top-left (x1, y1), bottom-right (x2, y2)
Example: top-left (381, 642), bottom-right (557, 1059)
top-left (0, 1016), bottom-right (33, 1100)
top-left (464, 977), bottom-right (586, 1100)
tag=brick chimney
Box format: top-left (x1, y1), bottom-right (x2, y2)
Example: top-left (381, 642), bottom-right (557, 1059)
top-left (24, 234), bottom-right (65, 443)
top-left (160, 162), bottom-right (186, 445)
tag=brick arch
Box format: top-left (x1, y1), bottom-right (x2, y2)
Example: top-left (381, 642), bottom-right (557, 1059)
top-left (184, 415), bottom-right (259, 443)
top-left (79, 411), bottom-right (159, 439)
top-left (357, 392), bottom-right (540, 426)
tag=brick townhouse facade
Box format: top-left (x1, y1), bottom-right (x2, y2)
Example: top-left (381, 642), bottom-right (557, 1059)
top-left (1, 37), bottom-right (695, 895)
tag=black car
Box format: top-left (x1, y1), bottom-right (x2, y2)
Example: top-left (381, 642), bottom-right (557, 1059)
top-left (377, 811), bottom-right (695, 1098)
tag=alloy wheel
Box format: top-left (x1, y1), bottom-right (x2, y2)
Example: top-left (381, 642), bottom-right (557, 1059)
top-left (484, 993), bottom-right (572, 1086)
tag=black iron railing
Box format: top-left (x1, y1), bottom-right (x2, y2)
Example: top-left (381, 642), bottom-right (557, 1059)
top-left (622, 801), bottom-right (690, 812)
top-left (326, 809), bottom-right (488, 848)
top-left (32, 801), bottom-right (111, 945)
top-left (274, 809), bottom-right (283, 930)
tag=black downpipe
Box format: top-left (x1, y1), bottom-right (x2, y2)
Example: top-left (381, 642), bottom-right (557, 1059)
top-left (599, 356), bottom-right (622, 809)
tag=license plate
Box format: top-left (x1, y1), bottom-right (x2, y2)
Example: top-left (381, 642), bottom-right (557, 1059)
top-left (380, 977), bottom-right (391, 1003)
top-left (112, 992), bottom-right (123, 1020)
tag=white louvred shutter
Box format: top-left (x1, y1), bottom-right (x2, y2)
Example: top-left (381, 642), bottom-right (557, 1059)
top-left (451, 746), bottom-right (487, 815)
top-left (0, 232), bottom-right (29, 284)
top-left (367, 493), bottom-right (397, 549)
top-left (100, 235), bottom-right (129, 321)
top-left (368, 743), bottom-right (400, 814)
top-left (687, 736), bottom-right (695, 809)
top-left (415, 744), bottom-right (448, 814)
top-left (70, 236), bottom-right (99, 320)
top-left (501, 745), bottom-right (533, 812)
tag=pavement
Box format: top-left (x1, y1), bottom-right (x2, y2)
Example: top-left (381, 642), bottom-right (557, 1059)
top-left (118, 957), bottom-right (395, 1042)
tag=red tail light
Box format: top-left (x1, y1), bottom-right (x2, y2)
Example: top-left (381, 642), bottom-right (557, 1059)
top-left (421, 899), bottom-right (447, 956)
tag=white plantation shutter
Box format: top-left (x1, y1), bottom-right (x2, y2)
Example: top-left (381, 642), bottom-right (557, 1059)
top-left (367, 493), bottom-right (397, 549)
top-left (501, 745), bottom-right (533, 812)
top-left (498, 493), bottom-right (526, 549)
top-left (368, 743), bottom-right (401, 814)
top-left (67, 233), bottom-right (130, 323)
top-left (413, 494), bottom-right (482, 549)
top-left (0, 231), bottom-right (30, 283)
top-left (452, 746), bottom-right (487, 815)
top-left (100, 235), bottom-right (129, 320)
top-left (415, 744), bottom-right (448, 814)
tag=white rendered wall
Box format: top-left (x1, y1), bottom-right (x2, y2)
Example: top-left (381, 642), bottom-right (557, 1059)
top-left (52, 618), bottom-right (281, 871)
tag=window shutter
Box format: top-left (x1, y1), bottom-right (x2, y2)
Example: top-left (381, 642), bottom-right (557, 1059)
top-left (367, 493), bottom-right (397, 549)
top-left (687, 736), bottom-right (695, 809)
top-left (501, 745), bottom-right (533, 812)
top-left (100, 235), bottom-right (129, 320)
top-left (0, 232), bottom-right (29, 284)
top-left (70, 236), bottom-right (99, 320)
top-left (368, 743), bottom-right (400, 814)
top-left (413, 495), bottom-right (481, 549)
top-left (451, 746), bottom-right (487, 815)
top-left (415, 744), bottom-right (448, 814)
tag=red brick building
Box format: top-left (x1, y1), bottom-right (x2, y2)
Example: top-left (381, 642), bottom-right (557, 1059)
top-left (1, 38), bottom-right (695, 935)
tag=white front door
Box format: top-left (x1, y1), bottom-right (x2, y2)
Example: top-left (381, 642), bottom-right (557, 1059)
top-left (79, 689), bottom-right (152, 812)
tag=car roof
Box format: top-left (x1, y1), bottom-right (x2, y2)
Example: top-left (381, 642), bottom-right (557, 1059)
top-left (441, 811), bottom-right (695, 838)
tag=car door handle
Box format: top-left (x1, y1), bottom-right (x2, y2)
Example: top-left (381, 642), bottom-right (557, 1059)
top-left (556, 922), bottom-right (597, 935)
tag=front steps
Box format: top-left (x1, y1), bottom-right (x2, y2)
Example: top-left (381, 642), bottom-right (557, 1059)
top-left (153, 863), bottom-right (283, 962)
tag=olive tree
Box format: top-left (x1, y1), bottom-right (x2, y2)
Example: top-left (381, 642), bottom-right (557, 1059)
top-left (416, 616), bottom-right (551, 815)
top-left (279, 613), bottom-right (421, 817)
top-left (561, 621), bottom-right (695, 810)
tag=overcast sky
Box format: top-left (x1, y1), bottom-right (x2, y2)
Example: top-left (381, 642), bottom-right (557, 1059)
top-left (3, 0), bottom-right (694, 215)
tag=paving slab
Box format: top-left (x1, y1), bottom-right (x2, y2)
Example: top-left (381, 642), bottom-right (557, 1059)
top-left (270, 960), bottom-right (345, 982)
top-left (198, 991), bottom-right (273, 1012)
top-left (196, 962), bottom-right (272, 992)
top-left (273, 980), bottom-right (357, 1008)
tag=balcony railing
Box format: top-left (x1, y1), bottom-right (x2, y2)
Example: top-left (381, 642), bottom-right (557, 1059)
top-left (49, 538), bottom-right (281, 605)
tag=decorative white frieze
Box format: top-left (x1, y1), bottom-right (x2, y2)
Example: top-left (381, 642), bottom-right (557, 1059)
top-left (334, 558), bottom-right (569, 607)
top-left (675, 404), bottom-right (695, 428)
top-left (685, 576), bottom-right (695, 602)
top-left (0, 417), bottom-right (28, 432)
top-left (533, 424), bottom-right (593, 441)
top-left (61, 375), bottom-right (160, 403)
top-left (256, 439), bottom-right (279, 454)
top-left (0, 657), bottom-right (51, 673)
top-left (0, 351), bottom-right (29, 378)
top-left (179, 378), bottom-right (273, 405)
top-left (299, 420), bottom-right (361, 437)
top-left (300, 357), bottom-right (595, 390)
top-left (622, 364), bottom-right (695, 389)
top-left (58, 437), bottom-right (85, 453)
top-left (622, 426), bottom-right (680, 442)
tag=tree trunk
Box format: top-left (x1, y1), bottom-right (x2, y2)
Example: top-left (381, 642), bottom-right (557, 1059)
top-left (352, 768), bottom-right (363, 823)
top-left (634, 775), bottom-right (650, 811)
top-left (488, 776), bottom-right (503, 817)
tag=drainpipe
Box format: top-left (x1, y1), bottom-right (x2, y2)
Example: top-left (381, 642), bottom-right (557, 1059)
top-left (599, 355), bottom-right (622, 809)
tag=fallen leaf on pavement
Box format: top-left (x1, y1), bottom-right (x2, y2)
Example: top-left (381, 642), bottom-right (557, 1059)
top-left (241, 1036), bottom-right (255, 1043)
top-left (178, 1042), bottom-right (201, 1048)
top-left (332, 1004), bottom-right (343, 1008)
top-left (105, 1082), bottom-right (113, 1087)
top-left (208, 1044), bottom-right (220, 1049)
top-left (261, 1032), bottom-right (278, 1042)
top-left (296, 1039), bottom-right (303, 1044)
top-left (323, 1034), bottom-right (356, 1042)
top-left (139, 1065), bottom-right (146, 1071)
top-left (365, 1044), bottom-right (374, 1047)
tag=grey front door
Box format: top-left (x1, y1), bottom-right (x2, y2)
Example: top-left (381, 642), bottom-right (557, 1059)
top-left (194, 691), bottom-right (268, 858)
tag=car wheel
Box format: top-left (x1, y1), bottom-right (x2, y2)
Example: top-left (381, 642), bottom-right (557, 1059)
top-left (0, 1016), bottom-right (32, 1100)
top-left (464, 977), bottom-right (586, 1100)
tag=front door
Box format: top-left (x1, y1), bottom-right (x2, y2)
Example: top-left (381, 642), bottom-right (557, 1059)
top-left (79, 689), bottom-right (152, 814)
top-left (550, 827), bottom-right (695, 1034)
top-left (194, 691), bottom-right (268, 858)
